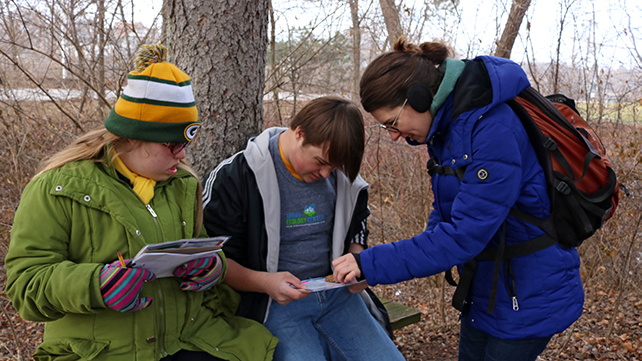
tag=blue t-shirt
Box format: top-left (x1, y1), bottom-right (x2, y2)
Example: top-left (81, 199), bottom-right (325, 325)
top-left (269, 132), bottom-right (336, 280)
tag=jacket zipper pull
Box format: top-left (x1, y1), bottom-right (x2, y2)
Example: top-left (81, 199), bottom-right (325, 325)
top-left (505, 259), bottom-right (519, 311)
top-left (145, 204), bottom-right (158, 218)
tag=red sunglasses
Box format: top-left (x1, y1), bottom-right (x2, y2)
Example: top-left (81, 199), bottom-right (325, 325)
top-left (163, 142), bottom-right (190, 155)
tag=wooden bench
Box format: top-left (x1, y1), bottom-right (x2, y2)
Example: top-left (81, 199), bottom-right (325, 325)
top-left (380, 298), bottom-right (422, 330)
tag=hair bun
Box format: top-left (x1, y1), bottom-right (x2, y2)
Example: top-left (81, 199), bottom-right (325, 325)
top-left (419, 42), bottom-right (452, 64)
top-left (135, 44), bottom-right (168, 72)
top-left (393, 35), bottom-right (421, 54)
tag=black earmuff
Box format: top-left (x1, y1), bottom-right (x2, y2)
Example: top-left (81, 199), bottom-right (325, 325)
top-left (406, 83), bottom-right (432, 113)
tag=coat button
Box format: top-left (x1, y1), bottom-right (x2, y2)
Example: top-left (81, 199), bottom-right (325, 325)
top-left (136, 230), bottom-right (141, 236)
top-left (182, 221), bottom-right (187, 226)
top-left (146, 336), bottom-right (156, 343)
top-left (463, 154), bottom-right (468, 160)
top-left (83, 195), bottom-right (91, 202)
top-left (55, 186), bottom-right (63, 191)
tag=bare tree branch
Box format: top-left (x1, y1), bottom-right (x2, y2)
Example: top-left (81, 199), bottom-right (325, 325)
top-left (495, 0), bottom-right (531, 59)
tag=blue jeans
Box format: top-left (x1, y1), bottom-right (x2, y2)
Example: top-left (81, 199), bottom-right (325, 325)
top-left (459, 314), bottom-right (552, 361)
top-left (264, 287), bottom-right (404, 361)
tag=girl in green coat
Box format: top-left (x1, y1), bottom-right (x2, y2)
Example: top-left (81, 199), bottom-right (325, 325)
top-left (5, 44), bottom-right (278, 361)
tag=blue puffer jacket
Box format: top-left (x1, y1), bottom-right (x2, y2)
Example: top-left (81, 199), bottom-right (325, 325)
top-left (360, 56), bottom-right (584, 340)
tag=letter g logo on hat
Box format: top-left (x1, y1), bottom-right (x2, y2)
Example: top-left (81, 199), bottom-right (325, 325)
top-left (185, 123), bottom-right (201, 141)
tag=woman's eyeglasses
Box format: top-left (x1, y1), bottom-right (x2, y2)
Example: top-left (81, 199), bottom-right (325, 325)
top-left (379, 98), bottom-right (407, 134)
top-left (163, 142), bottom-right (190, 155)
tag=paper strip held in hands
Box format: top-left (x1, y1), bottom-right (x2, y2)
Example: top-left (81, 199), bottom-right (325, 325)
top-left (296, 276), bottom-right (365, 293)
top-left (130, 236), bottom-right (229, 278)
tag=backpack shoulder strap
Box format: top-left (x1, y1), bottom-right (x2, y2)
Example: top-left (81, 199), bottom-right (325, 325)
top-left (426, 157), bottom-right (467, 181)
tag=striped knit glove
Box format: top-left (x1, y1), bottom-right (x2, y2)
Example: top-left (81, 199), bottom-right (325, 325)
top-left (99, 261), bottom-right (156, 312)
top-left (173, 255), bottom-right (223, 292)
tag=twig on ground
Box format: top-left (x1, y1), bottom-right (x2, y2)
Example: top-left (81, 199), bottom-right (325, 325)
top-left (0, 297), bottom-right (22, 361)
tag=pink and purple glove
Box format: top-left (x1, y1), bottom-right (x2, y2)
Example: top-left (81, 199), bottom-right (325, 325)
top-left (173, 255), bottom-right (223, 291)
top-left (99, 261), bottom-right (156, 312)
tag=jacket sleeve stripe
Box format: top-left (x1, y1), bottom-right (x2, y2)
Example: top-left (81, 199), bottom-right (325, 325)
top-left (202, 151), bottom-right (243, 207)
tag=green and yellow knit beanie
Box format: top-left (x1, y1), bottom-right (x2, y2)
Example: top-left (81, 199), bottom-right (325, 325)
top-left (104, 44), bottom-right (200, 143)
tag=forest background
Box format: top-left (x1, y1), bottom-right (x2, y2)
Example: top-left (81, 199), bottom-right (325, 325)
top-left (0, 0), bottom-right (640, 360)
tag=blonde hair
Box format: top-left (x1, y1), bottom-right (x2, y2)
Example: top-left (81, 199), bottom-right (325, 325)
top-left (34, 126), bottom-right (203, 234)
top-left (35, 127), bottom-right (127, 178)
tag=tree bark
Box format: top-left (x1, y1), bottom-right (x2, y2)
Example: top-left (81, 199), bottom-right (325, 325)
top-left (268, 0), bottom-right (283, 122)
top-left (379, 0), bottom-right (402, 49)
top-left (349, 0), bottom-right (361, 101)
top-left (96, 0), bottom-right (106, 119)
top-left (494, 0), bottom-right (531, 59)
top-left (163, 0), bottom-right (269, 178)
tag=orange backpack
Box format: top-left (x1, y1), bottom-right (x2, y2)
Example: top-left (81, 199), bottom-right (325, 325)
top-left (508, 87), bottom-right (620, 248)
top-left (440, 87), bottom-right (622, 314)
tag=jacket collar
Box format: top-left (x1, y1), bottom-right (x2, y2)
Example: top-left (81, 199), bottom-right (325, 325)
top-left (430, 57), bottom-right (466, 116)
top-left (243, 127), bottom-right (368, 273)
top-left (426, 56), bottom-right (531, 169)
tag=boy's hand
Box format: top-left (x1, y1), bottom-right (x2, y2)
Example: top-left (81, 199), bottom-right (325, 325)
top-left (264, 272), bottom-right (310, 305)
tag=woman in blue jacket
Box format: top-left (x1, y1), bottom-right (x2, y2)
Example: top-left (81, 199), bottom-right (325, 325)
top-left (332, 37), bottom-right (584, 361)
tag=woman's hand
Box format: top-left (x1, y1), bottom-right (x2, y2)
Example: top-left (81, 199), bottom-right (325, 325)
top-left (100, 261), bottom-right (156, 312)
top-left (347, 280), bottom-right (369, 294)
top-left (332, 254), bottom-right (361, 284)
top-left (173, 255), bottom-right (223, 291)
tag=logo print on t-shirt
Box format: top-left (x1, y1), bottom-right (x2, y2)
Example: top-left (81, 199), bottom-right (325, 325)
top-left (304, 204), bottom-right (316, 216)
top-left (286, 204), bottom-right (325, 227)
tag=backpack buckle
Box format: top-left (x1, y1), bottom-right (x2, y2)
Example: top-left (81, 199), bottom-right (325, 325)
top-left (426, 158), bottom-right (440, 176)
top-left (555, 181), bottom-right (571, 195)
top-left (542, 137), bottom-right (557, 151)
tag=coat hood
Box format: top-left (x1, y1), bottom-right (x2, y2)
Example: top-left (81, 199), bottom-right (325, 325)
top-left (427, 56), bottom-right (531, 170)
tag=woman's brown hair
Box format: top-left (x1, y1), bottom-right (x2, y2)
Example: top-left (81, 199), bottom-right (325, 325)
top-left (359, 36), bottom-right (454, 112)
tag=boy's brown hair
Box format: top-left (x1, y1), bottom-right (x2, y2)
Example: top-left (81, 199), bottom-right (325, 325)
top-left (290, 96), bottom-right (364, 182)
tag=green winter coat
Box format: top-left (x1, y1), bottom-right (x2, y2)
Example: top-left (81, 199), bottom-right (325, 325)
top-left (5, 159), bottom-right (278, 361)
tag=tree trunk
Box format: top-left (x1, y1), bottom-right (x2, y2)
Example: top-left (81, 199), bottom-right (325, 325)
top-left (494, 0), bottom-right (531, 59)
top-left (268, 0), bottom-right (283, 123)
top-left (349, 0), bottom-right (361, 101)
top-left (379, 0), bottom-right (402, 49)
top-left (163, 0), bottom-right (269, 178)
top-left (96, 0), bottom-right (106, 119)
